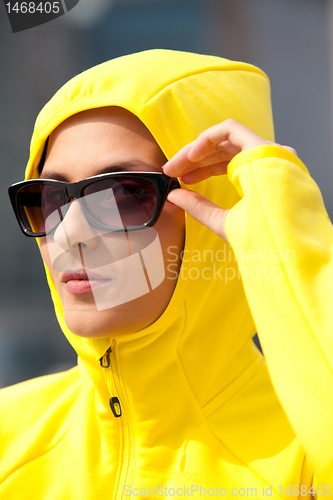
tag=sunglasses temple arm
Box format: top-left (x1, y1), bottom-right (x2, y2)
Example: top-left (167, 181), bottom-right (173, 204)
top-left (169, 178), bottom-right (181, 191)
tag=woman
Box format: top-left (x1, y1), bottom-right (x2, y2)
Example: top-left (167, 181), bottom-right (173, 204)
top-left (2, 49), bottom-right (332, 497)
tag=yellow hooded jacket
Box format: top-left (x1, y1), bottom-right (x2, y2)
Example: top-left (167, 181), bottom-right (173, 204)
top-left (1, 49), bottom-right (333, 498)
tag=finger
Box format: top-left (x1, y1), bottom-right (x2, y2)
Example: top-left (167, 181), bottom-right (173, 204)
top-left (167, 188), bottom-right (229, 242)
top-left (180, 161), bottom-right (229, 184)
top-left (281, 145), bottom-right (298, 157)
top-left (163, 124), bottom-right (242, 177)
top-left (216, 139), bottom-right (242, 156)
top-left (163, 149), bottom-right (233, 178)
top-left (164, 119), bottom-right (266, 177)
top-left (162, 142), bottom-right (195, 177)
top-left (186, 124), bottom-right (232, 162)
top-left (187, 119), bottom-right (264, 162)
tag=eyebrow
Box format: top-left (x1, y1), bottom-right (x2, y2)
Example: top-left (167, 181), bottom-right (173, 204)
top-left (39, 161), bottom-right (162, 180)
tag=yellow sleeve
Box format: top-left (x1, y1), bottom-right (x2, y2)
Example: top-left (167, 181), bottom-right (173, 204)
top-left (225, 145), bottom-right (333, 483)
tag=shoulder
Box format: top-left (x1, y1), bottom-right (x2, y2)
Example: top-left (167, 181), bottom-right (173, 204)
top-left (0, 365), bottom-right (81, 414)
top-left (0, 367), bottom-right (81, 482)
top-left (0, 366), bottom-right (81, 431)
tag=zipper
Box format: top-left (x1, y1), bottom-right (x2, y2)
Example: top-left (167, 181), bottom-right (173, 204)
top-left (100, 341), bottom-right (136, 499)
top-left (100, 346), bottom-right (122, 417)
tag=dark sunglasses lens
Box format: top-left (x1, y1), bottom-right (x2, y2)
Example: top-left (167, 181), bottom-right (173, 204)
top-left (82, 177), bottom-right (158, 228)
top-left (17, 184), bottom-right (66, 234)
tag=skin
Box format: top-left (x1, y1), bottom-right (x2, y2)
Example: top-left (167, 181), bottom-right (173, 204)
top-left (39, 107), bottom-right (185, 339)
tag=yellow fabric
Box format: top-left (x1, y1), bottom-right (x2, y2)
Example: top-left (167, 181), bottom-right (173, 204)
top-left (1, 49), bottom-right (332, 498)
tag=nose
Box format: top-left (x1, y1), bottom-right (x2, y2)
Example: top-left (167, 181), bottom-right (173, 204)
top-left (53, 199), bottom-right (100, 251)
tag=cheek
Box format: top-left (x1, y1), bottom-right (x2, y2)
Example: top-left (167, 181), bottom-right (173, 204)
top-left (39, 237), bottom-right (52, 269)
top-left (39, 236), bottom-right (66, 278)
top-left (156, 204), bottom-right (185, 268)
top-left (38, 237), bottom-right (62, 292)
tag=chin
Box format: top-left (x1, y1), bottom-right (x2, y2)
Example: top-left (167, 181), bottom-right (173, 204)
top-left (63, 309), bottom-right (114, 339)
top-left (60, 288), bottom-right (168, 338)
top-left (62, 307), bottom-right (142, 339)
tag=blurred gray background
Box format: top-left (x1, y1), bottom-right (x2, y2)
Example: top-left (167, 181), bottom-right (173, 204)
top-left (1, 0), bottom-right (332, 387)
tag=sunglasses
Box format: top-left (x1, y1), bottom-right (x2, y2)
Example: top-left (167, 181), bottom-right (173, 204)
top-left (8, 171), bottom-right (180, 237)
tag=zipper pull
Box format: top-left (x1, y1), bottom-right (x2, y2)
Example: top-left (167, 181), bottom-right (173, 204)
top-left (100, 347), bottom-right (123, 418)
top-left (109, 397), bottom-right (122, 417)
top-left (100, 347), bottom-right (111, 368)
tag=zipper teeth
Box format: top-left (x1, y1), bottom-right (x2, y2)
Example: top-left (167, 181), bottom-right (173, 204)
top-left (110, 341), bottom-right (136, 499)
top-left (102, 342), bottom-right (135, 499)
top-left (104, 365), bottom-right (124, 499)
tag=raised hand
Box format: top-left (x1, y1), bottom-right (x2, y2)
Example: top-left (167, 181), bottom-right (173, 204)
top-left (163, 119), bottom-right (297, 242)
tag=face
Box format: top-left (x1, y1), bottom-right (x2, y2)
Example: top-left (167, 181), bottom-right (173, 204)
top-left (39, 107), bottom-right (185, 338)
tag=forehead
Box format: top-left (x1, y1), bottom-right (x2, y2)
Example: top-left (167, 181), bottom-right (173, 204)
top-left (41, 107), bottom-right (167, 182)
top-left (49, 107), bottom-right (156, 142)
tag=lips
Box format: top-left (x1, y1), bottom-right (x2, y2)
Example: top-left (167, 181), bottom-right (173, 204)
top-left (62, 270), bottom-right (111, 295)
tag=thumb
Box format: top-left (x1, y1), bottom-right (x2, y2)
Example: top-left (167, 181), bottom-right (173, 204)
top-left (167, 189), bottom-right (230, 242)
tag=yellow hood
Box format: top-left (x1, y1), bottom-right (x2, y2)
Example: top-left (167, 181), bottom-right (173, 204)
top-left (25, 49), bottom-right (274, 394)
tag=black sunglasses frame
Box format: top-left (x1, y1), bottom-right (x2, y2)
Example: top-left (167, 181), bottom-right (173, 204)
top-left (8, 171), bottom-right (180, 238)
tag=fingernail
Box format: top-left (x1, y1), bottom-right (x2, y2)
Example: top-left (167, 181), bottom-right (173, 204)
top-left (167, 200), bottom-right (175, 205)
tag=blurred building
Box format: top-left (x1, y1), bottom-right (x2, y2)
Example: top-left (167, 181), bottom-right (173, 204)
top-left (0, 0), bottom-right (332, 387)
